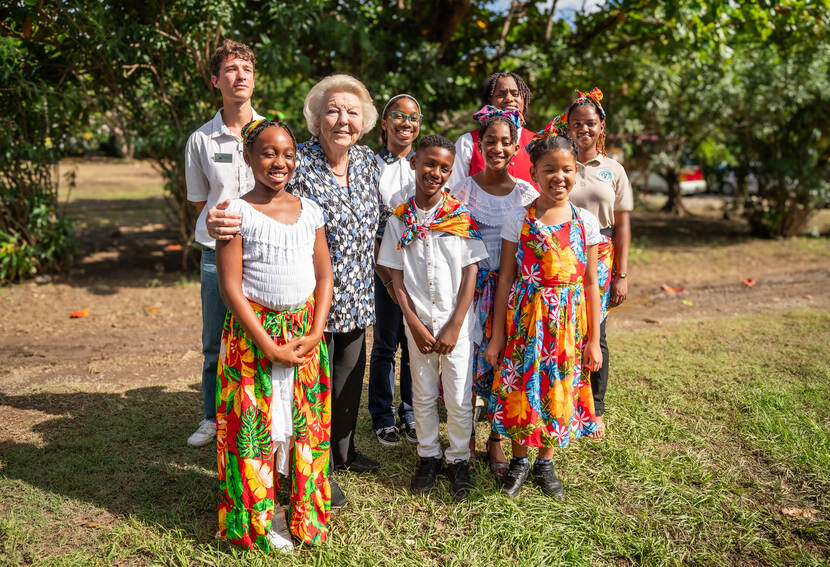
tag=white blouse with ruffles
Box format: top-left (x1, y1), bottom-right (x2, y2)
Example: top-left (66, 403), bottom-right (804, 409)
top-left (226, 197), bottom-right (324, 311)
top-left (451, 176), bottom-right (538, 270)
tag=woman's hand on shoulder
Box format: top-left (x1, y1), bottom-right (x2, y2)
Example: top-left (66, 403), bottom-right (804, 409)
top-left (207, 200), bottom-right (242, 241)
top-left (267, 339), bottom-right (304, 367)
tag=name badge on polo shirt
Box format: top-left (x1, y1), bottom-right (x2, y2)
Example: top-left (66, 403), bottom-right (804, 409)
top-left (597, 169), bottom-right (614, 182)
top-left (213, 153), bottom-right (233, 163)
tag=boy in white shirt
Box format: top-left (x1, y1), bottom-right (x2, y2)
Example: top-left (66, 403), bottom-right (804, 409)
top-left (184, 39), bottom-right (264, 447)
top-left (377, 135), bottom-right (488, 501)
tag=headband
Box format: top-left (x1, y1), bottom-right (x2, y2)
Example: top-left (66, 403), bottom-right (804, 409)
top-left (563, 87), bottom-right (606, 122)
top-left (382, 94), bottom-right (422, 119)
top-left (527, 115), bottom-right (567, 147)
top-left (472, 105), bottom-right (524, 129)
top-left (241, 119), bottom-right (267, 143)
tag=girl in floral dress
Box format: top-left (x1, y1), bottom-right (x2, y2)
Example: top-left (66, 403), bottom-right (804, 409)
top-left (215, 119), bottom-right (333, 551)
top-left (450, 105), bottom-right (537, 477)
top-left (484, 122), bottom-right (602, 499)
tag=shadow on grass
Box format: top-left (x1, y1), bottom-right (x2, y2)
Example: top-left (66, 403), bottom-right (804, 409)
top-left (631, 211), bottom-right (750, 249)
top-left (0, 387), bottom-right (217, 541)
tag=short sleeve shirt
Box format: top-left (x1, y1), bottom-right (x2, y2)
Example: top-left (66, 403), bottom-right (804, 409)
top-left (377, 203), bottom-right (488, 338)
top-left (287, 137), bottom-right (382, 333)
top-left (569, 154), bottom-right (633, 229)
top-left (185, 108), bottom-right (264, 248)
top-left (375, 148), bottom-right (415, 239)
top-left (502, 205), bottom-right (601, 246)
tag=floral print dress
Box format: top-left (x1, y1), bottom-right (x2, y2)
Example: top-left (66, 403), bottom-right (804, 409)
top-left (216, 297), bottom-right (331, 550)
top-left (488, 203), bottom-right (597, 447)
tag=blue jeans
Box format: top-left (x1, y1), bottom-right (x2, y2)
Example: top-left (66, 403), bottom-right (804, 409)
top-left (368, 275), bottom-right (414, 430)
top-left (200, 247), bottom-right (226, 420)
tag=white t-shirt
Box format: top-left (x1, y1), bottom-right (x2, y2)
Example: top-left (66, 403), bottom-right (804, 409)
top-left (451, 176), bottom-right (538, 270)
top-left (377, 201), bottom-right (488, 338)
top-left (185, 108), bottom-right (264, 248)
top-left (375, 150), bottom-right (416, 211)
top-left (501, 205), bottom-right (601, 246)
top-left (225, 197), bottom-right (325, 311)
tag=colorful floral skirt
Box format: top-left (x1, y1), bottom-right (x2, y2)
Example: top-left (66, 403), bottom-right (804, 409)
top-left (488, 280), bottom-right (597, 448)
top-left (597, 235), bottom-right (614, 321)
top-left (471, 268), bottom-right (498, 398)
top-left (216, 297), bottom-right (331, 550)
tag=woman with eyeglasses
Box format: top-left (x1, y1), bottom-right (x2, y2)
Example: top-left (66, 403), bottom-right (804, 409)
top-left (369, 94), bottom-right (423, 449)
top-left (448, 72), bottom-right (537, 191)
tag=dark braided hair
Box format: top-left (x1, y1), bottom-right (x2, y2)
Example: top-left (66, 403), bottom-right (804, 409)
top-left (241, 119), bottom-right (297, 153)
top-left (566, 100), bottom-right (607, 156)
top-left (417, 134), bottom-right (455, 156)
top-left (477, 115), bottom-right (519, 144)
top-left (525, 132), bottom-right (578, 166)
top-left (479, 72), bottom-right (532, 118)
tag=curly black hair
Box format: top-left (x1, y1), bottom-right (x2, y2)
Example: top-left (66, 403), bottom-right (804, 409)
top-left (525, 132), bottom-right (578, 166)
top-left (416, 134), bottom-right (455, 156)
top-left (479, 72), bottom-right (531, 118)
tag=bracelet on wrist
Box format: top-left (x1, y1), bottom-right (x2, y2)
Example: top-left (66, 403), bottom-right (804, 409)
top-left (614, 271), bottom-right (628, 278)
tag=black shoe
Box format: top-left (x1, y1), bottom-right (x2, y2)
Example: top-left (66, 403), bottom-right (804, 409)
top-left (400, 421), bottom-right (418, 444)
top-left (532, 460), bottom-right (565, 499)
top-left (375, 426), bottom-right (401, 446)
top-left (501, 458), bottom-right (530, 499)
top-left (410, 456), bottom-right (443, 494)
top-left (339, 452), bottom-right (381, 473)
top-left (446, 460), bottom-right (474, 502)
top-left (330, 478), bottom-right (347, 507)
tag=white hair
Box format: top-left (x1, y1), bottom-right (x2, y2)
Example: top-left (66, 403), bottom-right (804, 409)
top-left (303, 74), bottom-right (378, 138)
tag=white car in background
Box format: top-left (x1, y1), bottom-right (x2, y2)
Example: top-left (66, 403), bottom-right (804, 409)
top-left (629, 166), bottom-right (708, 195)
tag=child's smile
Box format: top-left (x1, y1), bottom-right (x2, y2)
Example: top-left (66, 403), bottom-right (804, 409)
top-left (410, 145), bottom-right (454, 206)
top-left (531, 149), bottom-right (577, 205)
top-left (247, 126), bottom-right (296, 192)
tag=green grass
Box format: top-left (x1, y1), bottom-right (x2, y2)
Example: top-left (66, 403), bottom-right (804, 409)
top-left (1, 310), bottom-right (829, 566)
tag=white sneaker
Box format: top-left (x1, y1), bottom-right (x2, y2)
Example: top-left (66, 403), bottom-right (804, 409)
top-left (187, 419), bottom-right (216, 447)
top-left (267, 508), bottom-right (294, 553)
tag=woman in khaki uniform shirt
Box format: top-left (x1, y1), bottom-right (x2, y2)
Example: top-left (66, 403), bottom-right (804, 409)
top-left (563, 88), bottom-right (632, 440)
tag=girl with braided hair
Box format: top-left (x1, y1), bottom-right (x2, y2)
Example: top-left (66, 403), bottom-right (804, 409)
top-left (564, 87), bottom-right (633, 440)
top-left (448, 72), bottom-right (538, 190)
top-left (215, 119), bottom-right (333, 551)
top-left (484, 121), bottom-right (602, 499)
top-left (450, 105), bottom-right (538, 477)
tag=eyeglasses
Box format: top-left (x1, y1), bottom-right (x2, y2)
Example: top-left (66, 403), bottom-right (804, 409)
top-left (388, 110), bottom-right (424, 125)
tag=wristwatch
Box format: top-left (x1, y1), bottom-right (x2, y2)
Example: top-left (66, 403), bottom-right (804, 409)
top-left (615, 271), bottom-right (628, 278)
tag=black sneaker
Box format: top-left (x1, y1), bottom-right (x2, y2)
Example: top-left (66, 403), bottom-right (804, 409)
top-left (338, 452), bottom-right (381, 473)
top-left (330, 478), bottom-right (347, 507)
top-left (400, 421), bottom-right (418, 443)
top-left (446, 460), bottom-right (474, 502)
top-left (532, 460), bottom-right (565, 499)
top-left (410, 456), bottom-right (443, 494)
top-left (501, 458), bottom-right (530, 499)
top-left (375, 426), bottom-right (401, 446)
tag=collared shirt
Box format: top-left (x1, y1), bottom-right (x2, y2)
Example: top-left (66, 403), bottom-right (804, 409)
top-left (375, 148), bottom-right (415, 240)
top-left (377, 201), bottom-right (488, 338)
top-left (287, 137), bottom-right (382, 333)
top-left (569, 154), bottom-right (633, 229)
top-left (185, 108), bottom-right (264, 248)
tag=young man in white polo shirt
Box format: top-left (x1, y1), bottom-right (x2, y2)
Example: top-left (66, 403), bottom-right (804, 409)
top-left (184, 39), bottom-right (263, 447)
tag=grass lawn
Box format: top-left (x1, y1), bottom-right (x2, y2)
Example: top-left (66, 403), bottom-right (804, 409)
top-left (1, 310), bottom-right (828, 566)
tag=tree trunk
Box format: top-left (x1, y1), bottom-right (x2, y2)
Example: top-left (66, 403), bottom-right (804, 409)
top-left (660, 168), bottom-right (692, 215)
top-left (545, 0), bottom-right (560, 40)
top-left (498, 0), bottom-right (519, 55)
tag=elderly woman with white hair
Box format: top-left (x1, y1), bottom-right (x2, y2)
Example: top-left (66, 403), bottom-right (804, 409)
top-left (207, 74), bottom-right (384, 507)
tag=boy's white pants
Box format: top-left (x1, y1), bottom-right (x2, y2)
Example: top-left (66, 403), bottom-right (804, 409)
top-left (404, 328), bottom-right (473, 463)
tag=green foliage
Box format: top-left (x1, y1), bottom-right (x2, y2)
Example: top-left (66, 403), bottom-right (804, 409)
top-left (0, 36), bottom-right (76, 282)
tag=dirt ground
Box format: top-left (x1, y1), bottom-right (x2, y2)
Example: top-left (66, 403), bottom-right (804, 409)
top-left (1, 159), bottom-right (829, 439)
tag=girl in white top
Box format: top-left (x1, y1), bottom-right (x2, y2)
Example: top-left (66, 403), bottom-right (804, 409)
top-left (215, 119), bottom-right (333, 551)
top-left (369, 94), bottom-right (422, 444)
top-left (450, 106), bottom-right (538, 478)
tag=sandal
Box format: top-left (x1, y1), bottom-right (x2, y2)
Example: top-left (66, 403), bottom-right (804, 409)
top-left (588, 415), bottom-right (606, 440)
top-left (487, 435), bottom-right (509, 478)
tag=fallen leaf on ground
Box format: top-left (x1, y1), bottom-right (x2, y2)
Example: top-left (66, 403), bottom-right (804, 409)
top-left (743, 278), bottom-right (756, 287)
top-left (682, 300), bottom-right (694, 306)
top-left (781, 506), bottom-right (819, 520)
top-left (661, 283), bottom-right (684, 293)
top-left (804, 294), bottom-right (813, 299)
top-left (164, 244), bottom-right (182, 251)
top-left (644, 317), bottom-right (660, 324)
top-left (70, 308), bottom-right (90, 318)
top-left (149, 307), bottom-right (158, 313)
